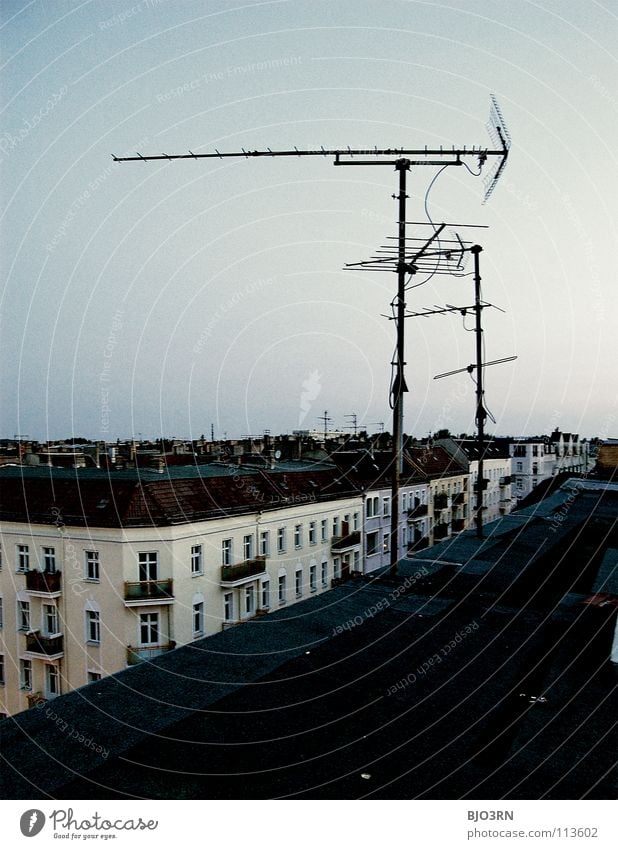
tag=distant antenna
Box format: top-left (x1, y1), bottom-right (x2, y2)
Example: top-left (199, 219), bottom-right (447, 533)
top-left (317, 411), bottom-right (332, 439)
top-left (344, 413), bottom-right (358, 436)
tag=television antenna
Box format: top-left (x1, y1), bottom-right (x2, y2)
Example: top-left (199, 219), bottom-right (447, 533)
top-left (432, 245), bottom-right (517, 538)
top-left (113, 96), bottom-right (511, 574)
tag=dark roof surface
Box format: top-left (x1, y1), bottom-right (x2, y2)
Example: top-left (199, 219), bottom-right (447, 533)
top-left (0, 462), bottom-right (359, 527)
top-left (2, 481), bottom-right (616, 800)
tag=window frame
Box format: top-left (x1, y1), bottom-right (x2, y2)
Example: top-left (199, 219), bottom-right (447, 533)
top-left (84, 550), bottom-right (100, 582)
top-left (85, 609), bottom-right (101, 644)
top-left (190, 544), bottom-right (203, 576)
top-left (20, 658), bottom-right (33, 691)
top-left (192, 601), bottom-right (205, 636)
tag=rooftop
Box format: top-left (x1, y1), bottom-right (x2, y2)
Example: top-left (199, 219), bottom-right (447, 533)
top-left (2, 479), bottom-right (616, 799)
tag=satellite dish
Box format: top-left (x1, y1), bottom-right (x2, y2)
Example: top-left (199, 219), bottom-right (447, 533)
top-left (274, 450), bottom-right (281, 460)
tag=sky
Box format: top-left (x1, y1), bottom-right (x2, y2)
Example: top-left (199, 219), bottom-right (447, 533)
top-left (1, 0), bottom-right (617, 442)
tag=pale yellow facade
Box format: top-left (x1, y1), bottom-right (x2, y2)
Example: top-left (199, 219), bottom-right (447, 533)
top-left (0, 495), bottom-right (362, 716)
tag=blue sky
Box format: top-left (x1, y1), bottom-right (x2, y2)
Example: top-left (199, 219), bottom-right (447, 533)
top-left (1, 0), bottom-right (616, 441)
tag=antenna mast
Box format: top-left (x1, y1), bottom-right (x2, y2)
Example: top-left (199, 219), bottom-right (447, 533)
top-left (113, 97), bottom-right (511, 572)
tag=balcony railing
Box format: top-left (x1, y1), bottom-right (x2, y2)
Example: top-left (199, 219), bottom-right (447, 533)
top-left (221, 556), bottom-right (267, 585)
top-left (433, 493), bottom-right (449, 510)
top-left (452, 492), bottom-right (467, 506)
top-left (25, 570), bottom-right (62, 594)
top-left (126, 642), bottom-right (176, 665)
top-left (124, 579), bottom-right (174, 602)
top-left (433, 523), bottom-right (449, 540)
top-left (406, 504), bottom-right (428, 519)
top-left (408, 536), bottom-right (429, 553)
top-left (25, 632), bottom-right (64, 656)
top-left (452, 518), bottom-right (465, 533)
top-left (27, 692), bottom-right (47, 709)
top-left (331, 531), bottom-right (361, 551)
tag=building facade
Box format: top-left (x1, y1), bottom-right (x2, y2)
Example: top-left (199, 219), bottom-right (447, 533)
top-left (0, 463), bottom-right (362, 717)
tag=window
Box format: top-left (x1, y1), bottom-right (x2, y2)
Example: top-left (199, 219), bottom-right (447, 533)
top-left (45, 664), bottom-right (60, 699)
top-left (353, 512), bottom-right (359, 531)
top-left (333, 558), bottom-right (341, 580)
top-left (321, 519), bottom-right (328, 542)
top-left (309, 522), bottom-right (316, 545)
top-left (18, 599), bottom-right (31, 631)
top-left (0, 654), bottom-right (4, 685)
top-left (85, 551), bottom-right (100, 581)
top-left (0, 546), bottom-right (2, 570)
top-left (139, 612), bottom-right (159, 646)
top-left (310, 564), bottom-right (317, 592)
top-left (366, 532), bottom-right (379, 557)
top-left (193, 601), bottom-right (204, 636)
top-left (86, 610), bottom-right (100, 644)
top-left (243, 534), bottom-right (253, 560)
top-left (20, 659), bottom-right (32, 691)
top-left (43, 547), bottom-right (56, 573)
top-left (366, 496), bottom-right (379, 518)
top-left (332, 517), bottom-right (339, 537)
top-left (0, 597), bottom-right (3, 629)
top-left (222, 539), bottom-right (233, 566)
top-left (261, 580), bottom-right (270, 609)
top-left (259, 530), bottom-right (270, 557)
top-left (321, 561), bottom-right (328, 588)
top-left (88, 671), bottom-right (101, 684)
top-left (513, 445), bottom-right (525, 457)
top-left (138, 552), bottom-right (158, 582)
top-left (278, 574), bottom-right (286, 604)
top-left (191, 545), bottom-right (202, 576)
top-left (223, 592), bottom-right (234, 622)
top-left (43, 604), bottom-right (59, 636)
top-left (277, 528), bottom-right (286, 553)
top-left (17, 544), bottom-right (29, 572)
top-left (294, 524), bottom-right (302, 548)
top-left (245, 586), bottom-right (254, 615)
top-left (383, 497), bottom-right (390, 517)
top-left (295, 569), bottom-right (303, 598)
top-left (516, 462), bottom-right (523, 472)
top-left (353, 550), bottom-right (360, 572)
top-left (383, 533), bottom-right (390, 553)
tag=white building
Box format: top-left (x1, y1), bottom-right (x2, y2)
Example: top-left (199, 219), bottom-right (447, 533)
top-left (0, 462), bottom-right (362, 717)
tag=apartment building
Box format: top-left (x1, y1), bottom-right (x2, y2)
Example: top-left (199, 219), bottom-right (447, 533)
top-left (406, 445), bottom-right (469, 543)
top-left (510, 430), bottom-right (590, 502)
top-left (0, 462), bottom-right (362, 716)
top-left (436, 437), bottom-right (514, 526)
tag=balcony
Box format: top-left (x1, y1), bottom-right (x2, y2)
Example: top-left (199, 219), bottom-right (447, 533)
top-left (452, 492), bottom-right (467, 506)
top-left (25, 570), bottom-right (62, 596)
top-left (408, 536), bottom-right (429, 554)
top-left (452, 518), bottom-right (465, 533)
top-left (221, 556), bottom-right (267, 587)
top-left (406, 503), bottom-right (428, 520)
top-left (123, 579), bottom-right (174, 606)
top-left (25, 632), bottom-right (64, 658)
top-left (331, 531), bottom-right (361, 552)
top-left (433, 522), bottom-right (450, 541)
top-left (499, 475), bottom-right (512, 486)
top-left (433, 493), bottom-right (449, 510)
top-left (126, 642), bottom-right (176, 665)
top-left (27, 692), bottom-right (47, 709)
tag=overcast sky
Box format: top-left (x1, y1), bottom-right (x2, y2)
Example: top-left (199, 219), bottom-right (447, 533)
top-left (1, 0), bottom-right (616, 442)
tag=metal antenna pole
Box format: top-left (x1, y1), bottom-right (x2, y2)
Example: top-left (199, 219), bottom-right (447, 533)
top-left (471, 245), bottom-right (485, 539)
top-left (390, 159), bottom-right (410, 576)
